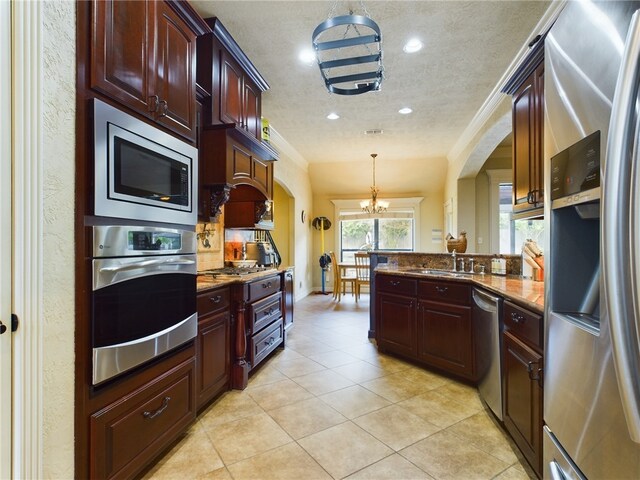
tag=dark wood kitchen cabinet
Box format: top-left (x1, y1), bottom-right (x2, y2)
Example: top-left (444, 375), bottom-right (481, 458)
top-left (196, 286), bottom-right (231, 409)
top-left (376, 275), bottom-right (417, 358)
top-left (220, 51), bottom-right (262, 140)
top-left (375, 274), bottom-right (475, 380)
top-left (417, 280), bottom-right (474, 380)
top-left (282, 268), bottom-right (295, 338)
top-left (503, 37), bottom-right (545, 217)
top-left (232, 274), bottom-right (284, 389)
top-left (198, 18), bottom-right (269, 143)
top-left (502, 300), bottom-right (544, 477)
top-left (91, 0), bottom-right (206, 140)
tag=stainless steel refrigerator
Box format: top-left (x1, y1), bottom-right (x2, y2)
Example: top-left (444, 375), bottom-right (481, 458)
top-left (544, 1), bottom-right (640, 478)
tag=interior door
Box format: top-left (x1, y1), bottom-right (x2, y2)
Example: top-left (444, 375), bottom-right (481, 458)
top-left (0, 1), bottom-right (12, 476)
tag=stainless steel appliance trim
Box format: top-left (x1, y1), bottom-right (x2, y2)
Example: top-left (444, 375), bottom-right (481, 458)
top-left (543, 426), bottom-right (587, 480)
top-left (92, 312), bottom-right (197, 385)
top-left (550, 187), bottom-right (601, 210)
top-left (93, 98), bottom-right (198, 225)
top-left (93, 254), bottom-right (197, 291)
top-left (472, 287), bottom-right (503, 420)
top-left (93, 225), bottom-right (196, 257)
top-left (603, 9), bottom-right (640, 443)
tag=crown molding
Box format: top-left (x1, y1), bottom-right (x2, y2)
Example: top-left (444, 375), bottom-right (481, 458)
top-left (447, 0), bottom-right (567, 165)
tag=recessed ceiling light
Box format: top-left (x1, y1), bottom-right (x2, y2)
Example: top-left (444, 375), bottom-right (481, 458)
top-left (399, 107), bottom-right (413, 115)
top-left (403, 38), bottom-right (423, 54)
top-left (327, 113), bottom-right (340, 120)
top-left (299, 49), bottom-right (317, 65)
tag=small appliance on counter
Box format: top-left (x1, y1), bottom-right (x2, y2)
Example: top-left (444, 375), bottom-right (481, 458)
top-left (246, 241), bottom-right (276, 266)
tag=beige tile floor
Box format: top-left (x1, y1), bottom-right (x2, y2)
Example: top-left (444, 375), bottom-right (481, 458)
top-left (142, 293), bottom-right (536, 480)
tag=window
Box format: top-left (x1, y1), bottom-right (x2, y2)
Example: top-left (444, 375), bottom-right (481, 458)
top-left (497, 182), bottom-right (545, 254)
top-left (340, 217), bottom-right (414, 262)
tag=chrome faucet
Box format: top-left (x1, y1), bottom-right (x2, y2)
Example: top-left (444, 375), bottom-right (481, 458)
top-left (451, 249), bottom-right (457, 271)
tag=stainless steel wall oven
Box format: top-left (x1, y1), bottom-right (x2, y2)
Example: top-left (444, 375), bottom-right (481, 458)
top-left (91, 225), bottom-right (197, 385)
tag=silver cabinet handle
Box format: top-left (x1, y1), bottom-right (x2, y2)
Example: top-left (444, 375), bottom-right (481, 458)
top-left (603, 9), bottom-right (640, 444)
top-left (158, 99), bottom-right (168, 117)
top-left (210, 295), bottom-right (222, 304)
top-left (511, 312), bottom-right (526, 324)
top-left (262, 282), bottom-right (272, 289)
top-left (143, 396), bottom-right (171, 420)
top-left (435, 286), bottom-right (448, 294)
top-left (389, 280), bottom-right (400, 286)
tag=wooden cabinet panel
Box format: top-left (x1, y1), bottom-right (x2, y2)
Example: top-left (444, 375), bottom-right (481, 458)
top-left (513, 76), bottom-right (536, 210)
top-left (511, 57), bottom-right (544, 215)
top-left (419, 280), bottom-right (470, 305)
top-left (243, 79), bottom-right (261, 139)
top-left (91, 0), bottom-right (154, 114)
top-left (154, 1), bottom-right (197, 138)
top-left (221, 53), bottom-right (243, 126)
top-left (377, 275), bottom-right (417, 296)
top-left (503, 331), bottom-right (543, 477)
top-left (283, 269), bottom-right (294, 333)
top-left (197, 312), bottom-right (230, 407)
top-left (377, 292), bottom-right (417, 357)
top-left (417, 300), bottom-right (474, 379)
top-left (90, 358), bottom-right (195, 479)
top-left (229, 142), bottom-right (253, 182)
top-left (249, 292), bottom-right (282, 333)
top-left (249, 318), bottom-right (283, 367)
top-left (504, 300), bottom-right (543, 351)
top-left (91, 0), bottom-right (197, 140)
top-left (252, 156), bottom-right (271, 194)
top-left (248, 275), bottom-right (281, 302)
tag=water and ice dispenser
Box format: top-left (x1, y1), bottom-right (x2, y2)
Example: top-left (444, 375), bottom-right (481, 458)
top-left (548, 131), bottom-right (601, 333)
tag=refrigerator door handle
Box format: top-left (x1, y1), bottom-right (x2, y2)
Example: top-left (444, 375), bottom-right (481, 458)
top-left (549, 461), bottom-right (567, 480)
top-left (603, 9), bottom-right (640, 444)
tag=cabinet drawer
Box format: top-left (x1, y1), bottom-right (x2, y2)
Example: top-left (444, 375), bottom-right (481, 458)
top-left (90, 359), bottom-right (196, 479)
top-left (419, 280), bottom-right (470, 305)
top-left (197, 287), bottom-right (230, 316)
top-left (249, 318), bottom-right (283, 367)
top-left (377, 275), bottom-right (417, 296)
top-left (248, 275), bottom-right (281, 302)
top-left (504, 300), bottom-right (543, 351)
top-left (249, 291), bottom-right (282, 333)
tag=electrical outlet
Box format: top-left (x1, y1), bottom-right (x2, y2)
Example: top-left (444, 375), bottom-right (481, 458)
top-left (477, 237), bottom-right (483, 245)
top-left (299, 281), bottom-right (302, 288)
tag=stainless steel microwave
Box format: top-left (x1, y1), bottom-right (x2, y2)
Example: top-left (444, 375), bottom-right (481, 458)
top-left (93, 99), bottom-right (198, 225)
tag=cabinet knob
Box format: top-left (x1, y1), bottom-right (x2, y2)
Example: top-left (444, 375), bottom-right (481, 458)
top-left (158, 99), bottom-right (168, 118)
top-left (148, 95), bottom-right (159, 112)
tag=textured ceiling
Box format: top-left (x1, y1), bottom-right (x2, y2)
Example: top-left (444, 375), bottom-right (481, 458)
top-left (191, 1), bottom-right (548, 168)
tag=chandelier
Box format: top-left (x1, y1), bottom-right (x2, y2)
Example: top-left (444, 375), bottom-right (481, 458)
top-left (312, 1), bottom-right (384, 95)
top-left (360, 154), bottom-right (389, 214)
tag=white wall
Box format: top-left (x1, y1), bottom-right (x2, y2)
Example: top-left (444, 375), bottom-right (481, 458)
top-left (42, 1), bottom-right (76, 476)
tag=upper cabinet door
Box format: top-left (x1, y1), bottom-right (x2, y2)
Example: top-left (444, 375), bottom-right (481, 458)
top-left (91, 0), bottom-right (155, 115)
top-left (154, 1), bottom-right (197, 139)
top-left (512, 74), bottom-right (536, 211)
top-left (220, 53), bottom-right (243, 126)
top-left (243, 78), bottom-right (261, 140)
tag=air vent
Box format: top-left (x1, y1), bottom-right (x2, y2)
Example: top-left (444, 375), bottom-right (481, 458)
top-left (364, 129), bottom-right (383, 135)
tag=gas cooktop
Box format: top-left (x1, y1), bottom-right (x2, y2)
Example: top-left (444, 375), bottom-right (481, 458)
top-left (198, 266), bottom-right (277, 278)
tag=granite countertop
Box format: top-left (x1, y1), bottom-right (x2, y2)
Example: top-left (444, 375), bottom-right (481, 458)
top-left (196, 267), bottom-right (286, 292)
top-left (375, 265), bottom-right (544, 313)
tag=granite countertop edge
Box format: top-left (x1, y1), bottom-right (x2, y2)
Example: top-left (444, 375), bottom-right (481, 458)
top-left (196, 267), bottom-right (288, 292)
top-left (375, 266), bottom-right (544, 313)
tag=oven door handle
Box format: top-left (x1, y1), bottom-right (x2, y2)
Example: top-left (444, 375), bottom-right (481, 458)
top-left (93, 255), bottom-right (197, 290)
top-left (99, 258), bottom-right (196, 273)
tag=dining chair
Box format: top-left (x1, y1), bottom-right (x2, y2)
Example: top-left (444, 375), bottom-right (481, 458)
top-left (329, 251), bottom-right (356, 301)
top-left (354, 252), bottom-right (370, 301)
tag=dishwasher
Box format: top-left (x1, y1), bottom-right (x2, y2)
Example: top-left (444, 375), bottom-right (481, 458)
top-left (472, 287), bottom-right (503, 420)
